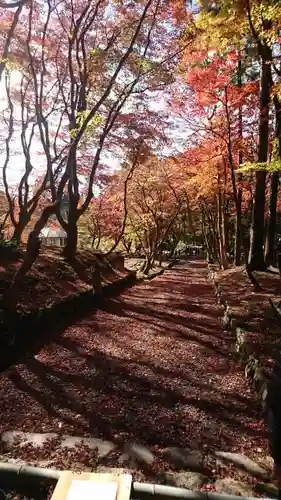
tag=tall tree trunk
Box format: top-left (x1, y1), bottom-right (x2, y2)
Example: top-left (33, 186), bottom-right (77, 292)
top-left (169, 239), bottom-right (179, 258)
top-left (186, 195), bottom-right (196, 239)
top-left (209, 209), bottom-right (220, 262)
top-left (235, 185), bottom-right (243, 264)
top-left (11, 223), bottom-right (25, 244)
top-left (11, 211), bottom-right (30, 243)
top-left (265, 172), bottom-right (279, 266)
top-left (265, 96), bottom-right (281, 265)
top-left (217, 173), bottom-right (229, 269)
top-left (141, 254), bottom-right (153, 275)
top-left (201, 209), bottom-right (211, 261)
top-left (63, 217), bottom-right (78, 259)
top-left (201, 204), bottom-right (218, 263)
top-left (62, 175), bottom-right (79, 259)
top-left (235, 59), bottom-right (243, 265)
top-left (248, 48), bottom-right (272, 270)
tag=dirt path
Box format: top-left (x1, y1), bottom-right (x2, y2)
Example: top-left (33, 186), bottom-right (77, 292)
top-left (0, 259), bottom-right (268, 477)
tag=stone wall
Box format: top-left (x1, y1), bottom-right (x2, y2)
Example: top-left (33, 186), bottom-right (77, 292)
top-left (207, 263), bottom-right (268, 410)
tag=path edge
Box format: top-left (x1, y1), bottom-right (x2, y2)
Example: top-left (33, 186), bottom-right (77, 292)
top-left (207, 262), bottom-right (268, 411)
top-left (0, 259), bottom-right (176, 373)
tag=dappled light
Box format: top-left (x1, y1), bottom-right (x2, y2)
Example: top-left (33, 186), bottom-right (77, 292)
top-left (0, 262), bottom-right (268, 481)
top-left (0, 0), bottom-right (281, 496)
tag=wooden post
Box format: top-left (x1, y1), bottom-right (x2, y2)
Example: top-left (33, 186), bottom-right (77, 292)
top-left (51, 472), bottom-right (132, 500)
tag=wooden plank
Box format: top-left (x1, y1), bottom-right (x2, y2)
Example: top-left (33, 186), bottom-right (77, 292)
top-left (116, 473), bottom-right (131, 500)
top-left (66, 480), bottom-right (118, 500)
top-left (51, 472), bottom-right (132, 500)
top-left (51, 472), bottom-right (72, 500)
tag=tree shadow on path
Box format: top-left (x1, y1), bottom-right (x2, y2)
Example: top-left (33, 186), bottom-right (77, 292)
top-left (0, 259), bottom-right (267, 471)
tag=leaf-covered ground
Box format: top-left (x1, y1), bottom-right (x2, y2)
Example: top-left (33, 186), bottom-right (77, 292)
top-left (216, 265), bottom-right (281, 375)
top-left (0, 248), bottom-right (127, 315)
top-left (0, 259), bottom-right (269, 481)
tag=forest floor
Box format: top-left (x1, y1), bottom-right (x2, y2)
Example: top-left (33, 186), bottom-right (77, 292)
top-left (216, 265), bottom-right (281, 376)
top-left (0, 248), bottom-right (129, 315)
top-left (0, 248), bottom-right (169, 317)
top-left (124, 256), bottom-right (171, 273)
top-left (0, 259), bottom-right (274, 496)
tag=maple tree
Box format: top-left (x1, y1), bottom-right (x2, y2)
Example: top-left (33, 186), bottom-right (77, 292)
top-left (1, 73), bottom-right (56, 243)
top-left (82, 153), bottom-right (189, 273)
top-left (0, 1), bottom-right (25, 81)
top-left (168, 0), bottom-right (281, 271)
top-left (0, 0), bottom-right (190, 299)
top-left (173, 56), bottom-right (254, 267)
top-left (0, 0), bottom-right (281, 282)
top-left (1, 0), bottom-right (281, 480)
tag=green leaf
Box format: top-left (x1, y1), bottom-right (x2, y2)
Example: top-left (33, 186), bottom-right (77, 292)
top-left (69, 128), bottom-right (79, 138)
top-left (236, 161), bottom-right (268, 173)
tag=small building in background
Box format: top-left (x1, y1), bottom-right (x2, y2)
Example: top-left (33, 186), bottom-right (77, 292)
top-left (39, 227), bottom-right (67, 247)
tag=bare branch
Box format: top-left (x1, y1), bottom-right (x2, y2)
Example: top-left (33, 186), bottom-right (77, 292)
top-left (0, 2), bottom-right (24, 81)
top-left (0, 0), bottom-right (26, 8)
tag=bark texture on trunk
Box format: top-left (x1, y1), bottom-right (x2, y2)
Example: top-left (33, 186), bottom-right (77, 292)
top-left (217, 175), bottom-right (228, 269)
top-left (63, 219), bottom-right (78, 259)
top-left (11, 210), bottom-right (30, 243)
top-left (265, 172), bottom-right (279, 266)
top-left (249, 52), bottom-right (272, 270)
top-left (234, 184), bottom-right (242, 265)
top-left (265, 96), bottom-right (281, 266)
top-left (249, 170), bottom-right (267, 269)
top-left (235, 59), bottom-right (243, 266)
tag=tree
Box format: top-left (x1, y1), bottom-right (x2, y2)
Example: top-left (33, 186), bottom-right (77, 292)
top-left (246, 1), bottom-right (273, 270)
top-left (3, 0), bottom-right (189, 299)
top-left (1, 72), bottom-right (59, 243)
top-left (31, 0), bottom-right (184, 248)
top-left (124, 155), bottom-right (187, 273)
top-left (0, 1), bottom-right (25, 81)
top-left (177, 39), bottom-right (260, 266)
top-left (81, 153), bottom-right (188, 273)
top-left (265, 95), bottom-right (281, 265)
top-left (0, 1), bottom-right (27, 7)
top-left (174, 0), bottom-right (281, 270)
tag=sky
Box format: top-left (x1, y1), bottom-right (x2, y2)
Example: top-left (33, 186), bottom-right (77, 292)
top-left (0, 74), bottom-right (189, 191)
top-left (0, 0), bottom-right (194, 191)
